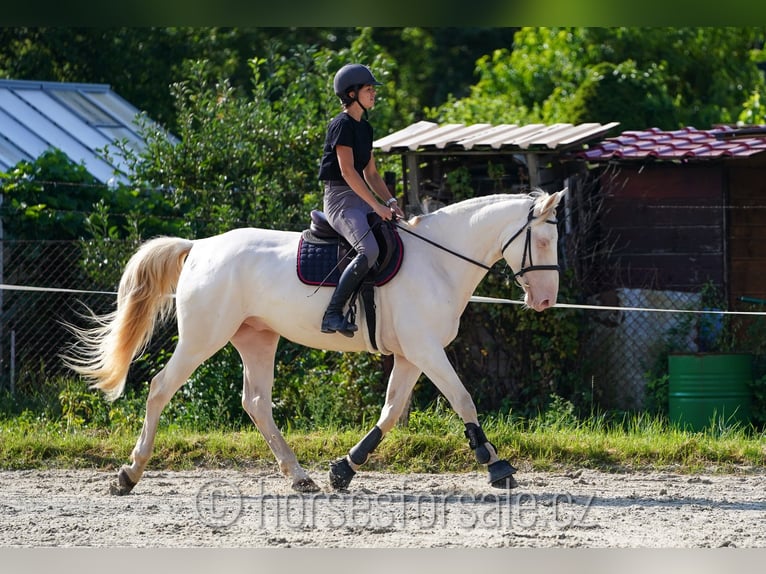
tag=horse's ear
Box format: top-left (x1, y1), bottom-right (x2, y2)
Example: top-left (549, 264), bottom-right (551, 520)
top-left (537, 187), bottom-right (567, 218)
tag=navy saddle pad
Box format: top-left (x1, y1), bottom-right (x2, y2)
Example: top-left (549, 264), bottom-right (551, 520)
top-left (297, 210), bottom-right (403, 287)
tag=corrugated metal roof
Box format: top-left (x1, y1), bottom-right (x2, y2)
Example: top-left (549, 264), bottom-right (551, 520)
top-left (374, 120), bottom-right (620, 153)
top-left (0, 79), bottom-right (168, 184)
top-left (578, 126), bottom-right (766, 162)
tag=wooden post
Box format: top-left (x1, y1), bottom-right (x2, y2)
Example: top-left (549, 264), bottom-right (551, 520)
top-left (526, 153), bottom-right (539, 189)
top-left (405, 153), bottom-right (421, 215)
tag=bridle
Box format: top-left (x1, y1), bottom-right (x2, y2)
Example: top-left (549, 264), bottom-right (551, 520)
top-left (394, 204), bottom-right (559, 284)
top-left (500, 208), bottom-right (560, 281)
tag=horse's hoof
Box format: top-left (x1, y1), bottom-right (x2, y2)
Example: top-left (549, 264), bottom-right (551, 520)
top-left (328, 457), bottom-right (356, 490)
top-left (488, 460), bottom-right (518, 489)
top-left (293, 477), bottom-right (321, 493)
top-left (109, 468), bottom-right (136, 496)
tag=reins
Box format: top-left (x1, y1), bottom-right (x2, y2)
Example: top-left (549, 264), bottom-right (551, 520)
top-left (395, 222), bottom-right (493, 272)
top-left (395, 203), bottom-right (559, 281)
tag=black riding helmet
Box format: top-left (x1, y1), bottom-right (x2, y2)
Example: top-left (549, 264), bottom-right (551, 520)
top-left (333, 64), bottom-right (382, 110)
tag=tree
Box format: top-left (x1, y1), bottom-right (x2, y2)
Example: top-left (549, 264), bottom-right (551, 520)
top-left (431, 27), bottom-right (766, 130)
top-left (0, 28), bottom-right (351, 132)
top-left (0, 27), bottom-right (522, 134)
top-left (566, 61), bottom-right (677, 130)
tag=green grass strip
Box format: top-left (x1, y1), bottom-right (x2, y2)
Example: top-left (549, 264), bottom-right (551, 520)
top-left (1, 417), bottom-right (764, 474)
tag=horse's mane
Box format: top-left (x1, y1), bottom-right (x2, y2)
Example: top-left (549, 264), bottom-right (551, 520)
top-left (409, 189), bottom-right (548, 226)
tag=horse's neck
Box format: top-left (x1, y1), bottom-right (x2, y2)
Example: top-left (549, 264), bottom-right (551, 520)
top-left (420, 196), bottom-right (530, 294)
top-left (432, 196), bottom-right (529, 265)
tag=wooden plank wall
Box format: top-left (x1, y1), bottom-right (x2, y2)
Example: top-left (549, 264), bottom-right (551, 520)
top-left (727, 159), bottom-right (766, 306)
top-left (599, 163), bottom-right (725, 292)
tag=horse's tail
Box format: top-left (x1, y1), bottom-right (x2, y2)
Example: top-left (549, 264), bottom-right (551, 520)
top-left (63, 237), bottom-right (194, 401)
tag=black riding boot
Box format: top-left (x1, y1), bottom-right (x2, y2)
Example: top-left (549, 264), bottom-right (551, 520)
top-left (321, 254), bottom-right (369, 337)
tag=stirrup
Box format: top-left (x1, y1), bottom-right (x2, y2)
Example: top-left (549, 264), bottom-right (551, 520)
top-left (343, 307), bottom-right (358, 332)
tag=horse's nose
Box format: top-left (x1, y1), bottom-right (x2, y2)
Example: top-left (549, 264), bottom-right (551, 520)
top-left (536, 298), bottom-right (552, 311)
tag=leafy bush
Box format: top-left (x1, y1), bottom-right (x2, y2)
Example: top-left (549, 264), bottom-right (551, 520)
top-left (566, 61), bottom-right (678, 131)
top-left (445, 269), bottom-right (586, 418)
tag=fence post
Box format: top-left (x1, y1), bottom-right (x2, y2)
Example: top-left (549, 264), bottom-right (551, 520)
top-left (0, 191), bottom-right (4, 391)
top-left (9, 330), bottom-right (14, 398)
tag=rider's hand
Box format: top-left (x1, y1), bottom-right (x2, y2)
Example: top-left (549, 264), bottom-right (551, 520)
top-left (375, 203), bottom-right (393, 221)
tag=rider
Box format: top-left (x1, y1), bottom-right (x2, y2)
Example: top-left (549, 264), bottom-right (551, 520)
top-left (318, 63), bottom-right (404, 337)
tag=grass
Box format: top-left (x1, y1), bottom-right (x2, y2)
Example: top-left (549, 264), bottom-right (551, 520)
top-left (1, 409), bottom-right (764, 475)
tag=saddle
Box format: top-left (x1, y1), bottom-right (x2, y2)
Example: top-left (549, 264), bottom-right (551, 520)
top-left (297, 210), bottom-right (404, 351)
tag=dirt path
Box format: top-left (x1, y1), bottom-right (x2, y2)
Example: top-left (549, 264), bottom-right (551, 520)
top-left (1, 467), bottom-right (765, 548)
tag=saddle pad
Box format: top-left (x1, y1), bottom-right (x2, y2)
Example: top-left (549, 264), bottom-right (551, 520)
top-left (296, 229), bottom-right (403, 287)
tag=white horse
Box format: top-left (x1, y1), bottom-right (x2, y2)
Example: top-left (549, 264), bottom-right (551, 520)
top-left (64, 188), bottom-right (566, 494)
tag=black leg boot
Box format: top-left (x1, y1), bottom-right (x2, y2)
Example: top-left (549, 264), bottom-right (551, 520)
top-left (321, 254), bottom-right (369, 337)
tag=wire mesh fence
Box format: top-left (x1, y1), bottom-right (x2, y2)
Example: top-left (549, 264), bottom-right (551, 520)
top-left (0, 239), bottom-right (761, 414)
top-left (0, 241), bottom-right (110, 394)
top-left (584, 288), bottom-right (703, 410)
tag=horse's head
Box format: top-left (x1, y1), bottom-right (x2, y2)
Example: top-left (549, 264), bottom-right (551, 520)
top-left (502, 188), bottom-right (566, 311)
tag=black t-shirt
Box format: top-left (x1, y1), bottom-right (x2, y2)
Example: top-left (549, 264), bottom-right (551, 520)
top-left (318, 112), bottom-right (373, 182)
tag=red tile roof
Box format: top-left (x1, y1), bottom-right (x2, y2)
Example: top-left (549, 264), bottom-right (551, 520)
top-left (578, 126), bottom-right (766, 161)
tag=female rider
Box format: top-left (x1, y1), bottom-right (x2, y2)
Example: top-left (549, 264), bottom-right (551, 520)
top-left (318, 64), bottom-right (404, 336)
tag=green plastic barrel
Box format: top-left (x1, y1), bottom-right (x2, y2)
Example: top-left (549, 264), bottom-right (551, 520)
top-left (668, 353), bottom-right (752, 431)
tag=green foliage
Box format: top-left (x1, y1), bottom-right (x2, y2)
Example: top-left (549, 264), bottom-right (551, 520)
top-left (739, 90), bottom-right (766, 125)
top-left (446, 270), bottom-right (586, 418)
top-left (1, 149), bottom-right (105, 240)
top-left (59, 379), bottom-right (111, 431)
top-left (0, 28), bottom-right (517, 135)
top-left (119, 47), bottom-right (336, 236)
top-left (539, 393), bottom-right (578, 429)
top-left (273, 345), bottom-right (389, 429)
top-left (442, 166), bottom-right (474, 202)
top-left (567, 61), bottom-right (677, 131)
top-left (645, 373), bottom-right (670, 416)
top-left (431, 27), bottom-right (766, 130)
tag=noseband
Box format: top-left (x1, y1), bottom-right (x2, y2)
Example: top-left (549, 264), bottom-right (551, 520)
top-left (500, 208), bottom-right (560, 280)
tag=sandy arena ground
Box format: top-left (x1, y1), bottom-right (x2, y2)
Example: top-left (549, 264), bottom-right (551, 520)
top-left (1, 466), bottom-right (765, 548)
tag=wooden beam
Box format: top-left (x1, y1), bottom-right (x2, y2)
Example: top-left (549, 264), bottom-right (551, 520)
top-left (405, 153), bottom-right (421, 214)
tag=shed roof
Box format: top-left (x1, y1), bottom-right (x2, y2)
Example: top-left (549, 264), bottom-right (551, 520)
top-left (373, 120), bottom-right (620, 153)
top-left (0, 79), bottom-right (165, 184)
top-left (578, 126), bottom-right (766, 162)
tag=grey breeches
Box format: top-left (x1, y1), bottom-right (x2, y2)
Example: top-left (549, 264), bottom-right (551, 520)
top-left (323, 181), bottom-right (379, 267)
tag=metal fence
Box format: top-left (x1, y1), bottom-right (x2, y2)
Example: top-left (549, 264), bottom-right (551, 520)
top-left (0, 239), bottom-right (753, 413)
top-left (0, 240), bottom-right (116, 396)
top-left (584, 288), bottom-right (702, 409)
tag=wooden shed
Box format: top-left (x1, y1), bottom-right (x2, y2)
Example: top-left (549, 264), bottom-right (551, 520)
top-left (578, 126), bottom-right (766, 308)
top-left (373, 120), bottom-right (619, 215)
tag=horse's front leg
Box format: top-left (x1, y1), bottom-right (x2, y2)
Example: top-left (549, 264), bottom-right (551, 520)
top-left (411, 346), bottom-right (518, 489)
top-left (233, 326), bottom-right (320, 493)
top-left (328, 354), bottom-right (421, 490)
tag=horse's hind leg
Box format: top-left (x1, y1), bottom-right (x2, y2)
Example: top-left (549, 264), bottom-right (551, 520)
top-left (112, 343), bottom-right (206, 495)
top-left (329, 354), bottom-right (421, 490)
top-left (232, 325), bottom-right (320, 493)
